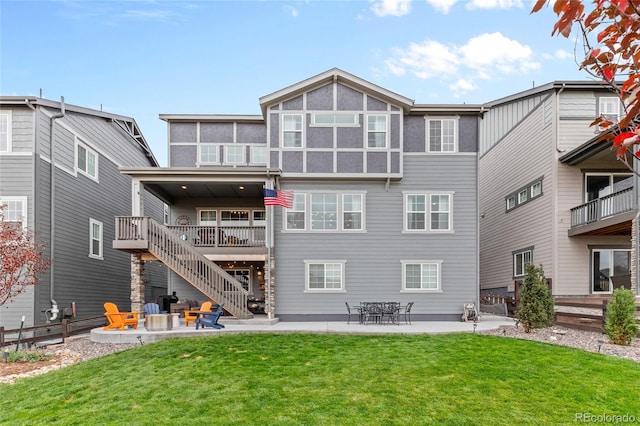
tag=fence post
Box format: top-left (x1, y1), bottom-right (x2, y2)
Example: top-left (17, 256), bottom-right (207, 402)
top-left (0, 326), bottom-right (4, 347)
top-left (602, 299), bottom-right (609, 330)
top-left (62, 319), bottom-right (69, 342)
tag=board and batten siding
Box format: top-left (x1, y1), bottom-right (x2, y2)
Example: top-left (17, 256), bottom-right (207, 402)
top-left (479, 103), bottom-right (555, 293)
top-left (273, 154), bottom-right (477, 321)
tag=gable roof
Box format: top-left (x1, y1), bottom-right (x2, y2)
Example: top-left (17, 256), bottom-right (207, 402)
top-left (258, 68), bottom-right (414, 117)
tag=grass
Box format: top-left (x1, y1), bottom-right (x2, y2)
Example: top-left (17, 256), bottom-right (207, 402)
top-left (1, 333), bottom-right (639, 425)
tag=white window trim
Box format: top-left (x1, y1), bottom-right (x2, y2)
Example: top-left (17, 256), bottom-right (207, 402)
top-left (0, 111), bottom-right (12, 153)
top-left (342, 193), bottom-right (364, 231)
top-left (0, 196), bottom-right (27, 228)
top-left (366, 114), bottom-right (388, 149)
top-left (283, 191), bottom-right (367, 232)
top-left (199, 144), bottom-right (219, 165)
top-left (513, 248), bottom-right (532, 278)
top-left (75, 138), bottom-right (99, 181)
top-left (426, 117), bottom-right (458, 153)
top-left (598, 96), bottom-right (621, 130)
top-left (223, 144), bottom-right (245, 165)
top-left (401, 260), bottom-right (443, 292)
top-left (89, 218), bottom-right (103, 260)
top-left (249, 145), bottom-right (267, 165)
top-left (310, 113), bottom-right (358, 127)
top-left (282, 114), bottom-right (303, 148)
top-left (403, 191), bottom-right (454, 233)
top-left (303, 260), bottom-right (347, 293)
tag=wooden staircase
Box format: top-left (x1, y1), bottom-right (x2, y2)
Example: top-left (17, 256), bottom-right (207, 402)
top-left (114, 217), bottom-right (253, 319)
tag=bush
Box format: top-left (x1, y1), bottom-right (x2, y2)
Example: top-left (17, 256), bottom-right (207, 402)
top-left (2, 348), bottom-right (51, 363)
top-left (605, 288), bottom-right (639, 345)
top-left (516, 264), bottom-right (555, 333)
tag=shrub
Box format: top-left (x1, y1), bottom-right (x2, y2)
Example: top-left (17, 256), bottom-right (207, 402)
top-left (516, 264), bottom-right (555, 333)
top-left (605, 288), bottom-right (639, 345)
top-left (2, 348), bottom-right (51, 363)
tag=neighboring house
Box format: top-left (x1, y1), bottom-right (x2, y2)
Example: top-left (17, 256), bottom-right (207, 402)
top-left (0, 97), bottom-right (167, 328)
top-left (114, 68), bottom-right (482, 321)
top-left (478, 82), bottom-right (637, 298)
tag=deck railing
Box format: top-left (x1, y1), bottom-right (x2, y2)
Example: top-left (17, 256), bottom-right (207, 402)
top-left (168, 225), bottom-right (266, 248)
top-left (115, 217), bottom-right (252, 319)
top-left (570, 187), bottom-right (636, 228)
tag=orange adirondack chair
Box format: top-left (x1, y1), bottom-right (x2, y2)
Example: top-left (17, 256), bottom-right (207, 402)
top-left (184, 301), bottom-right (212, 327)
top-left (103, 302), bottom-right (139, 330)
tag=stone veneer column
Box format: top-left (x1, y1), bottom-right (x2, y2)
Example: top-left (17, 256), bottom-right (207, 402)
top-left (267, 254), bottom-right (276, 319)
top-left (631, 217), bottom-right (637, 293)
top-left (130, 253), bottom-right (145, 314)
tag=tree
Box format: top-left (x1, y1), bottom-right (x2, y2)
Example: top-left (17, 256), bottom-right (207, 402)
top-left (0, 206), bottom-right (50, 306)
top-left (604, 288), bottom-right (639, 345)
top-left (532, 1), bottom-right (640, 172)
top-left (516, 264), bottom-right (555, 333)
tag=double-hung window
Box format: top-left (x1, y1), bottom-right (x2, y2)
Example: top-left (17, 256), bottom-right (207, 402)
top-left (282, 114), bottom-right (303, 148)
top-left (305, 260), bottom-right (345, 291)
top-left (0, 196), bottom-right (27, 228)
top-left (405, 193), bottom-right (452, 232)
top-left (199, 145), bottom-right (218, 164)
top-left (427, 118), bottom-right (457, 152)
top-left (402, 261), bottom-right (441, 291)
top-left (367, 115), bottom-right (387, 148)
top-left (76, 140), bottom-right (98, 179)
top-left (286, 193), bottom-right (306, 230)
top-left (342, 194), bottom-right (363, 230)
top-left (0, 112), bottom-right (11, 153)
top-left (224, 145), bottom-right (245, 165)
top-left (598, 96), bottom-right (621, 130)
top-left (513, 248), bottom-right (532, 278)
top-left (89, 218), bottom-right (103, 259)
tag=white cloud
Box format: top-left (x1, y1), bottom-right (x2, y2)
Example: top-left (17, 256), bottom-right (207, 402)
top-left (386, 40), bottom-right (460, 79)
top-left (466, 0), bottom-right (523, 9)
top-left (449, 79), bottom-right (478, 96)
top-left (120, 9), bottom-right (173, 21)
top-left (285, 6), bottom-right (300, 17)
top-left (458, 32), bottom-right (539, 75)
top-left (370, 0), bottom-right (412, 17)
top-left (425, 0), bottom-right (458, 14)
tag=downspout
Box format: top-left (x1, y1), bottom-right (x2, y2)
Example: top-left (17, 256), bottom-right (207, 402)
top-left (552, 84), bottom-right (566, 299)
top-left (48, 97), bottom-right (65, 321)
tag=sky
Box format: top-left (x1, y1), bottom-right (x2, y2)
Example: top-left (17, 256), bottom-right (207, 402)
top-left (1, 0), bottom-right (593, 166)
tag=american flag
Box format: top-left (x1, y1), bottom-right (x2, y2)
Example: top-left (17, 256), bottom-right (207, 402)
top-left (264, 189), bottom-right (294, 208)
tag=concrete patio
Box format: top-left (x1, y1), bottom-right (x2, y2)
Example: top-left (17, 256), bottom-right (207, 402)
top-left (90, 314), bottom-right (517, 344)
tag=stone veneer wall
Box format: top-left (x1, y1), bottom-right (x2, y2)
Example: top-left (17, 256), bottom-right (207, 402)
top-left (130, 253), bottom-right (145, 314)
top-left (632, 217), bottom-right (637, 293)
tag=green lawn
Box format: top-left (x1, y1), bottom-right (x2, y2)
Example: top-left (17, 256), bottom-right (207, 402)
top-left (1, 333), bottom-right (639, 425)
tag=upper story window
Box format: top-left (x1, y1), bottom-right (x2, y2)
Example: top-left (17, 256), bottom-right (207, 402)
top-left (404, 192), bottom-right (453, 232)
top-left (89, 218), bottom-right (103, 260)
top-left (311, 113), bottom-right (358, 126)
top-left (305, 260), bottom-right (345, 292)
top-left (506, 176), bottom-right (544, 212)
top-left (224, 145), bottom-right (245, 165)
top-left (427, 118), bottom-right (457, 153)
top-left (402, 261), bottom-right (442, 291)
top-left (0, 196), bottom-right (27, 228)
top-left (76, 139), bottom-right (98, 180)
top-left (282, 114), bottom-right (303, 148)
top-left (250, 145), bottom-right (267, 165)
top-left (367, 115), bottom-right (387, 148)
top-left (0, 112), bottom-right (11, 153)
top-left (200, 145), bottom-right (218, 164)
top-left (285, 192), bottom-right (366, 232)
top-left (598, 96), bottom-right (621, 129)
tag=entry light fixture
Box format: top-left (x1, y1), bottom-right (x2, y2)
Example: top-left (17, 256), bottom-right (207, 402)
top-left (239, 186), bottom-right (245, 190)
top-left (180, 185), bottom-right (188, 190)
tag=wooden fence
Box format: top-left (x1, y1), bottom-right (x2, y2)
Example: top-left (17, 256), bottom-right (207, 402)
top-left (0, 316), bottom-right (107, 349)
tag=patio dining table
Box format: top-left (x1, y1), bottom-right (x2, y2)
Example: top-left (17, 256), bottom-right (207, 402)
top-left (358, 302), bottom-right (402, 325)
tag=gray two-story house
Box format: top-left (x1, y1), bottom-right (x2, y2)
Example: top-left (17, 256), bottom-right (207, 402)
top-left (0, 97), bottom-right (167, 328)
top-left (114, 68), bottom-right (482, 321)
top-left (478, 82), bottom-right (638, 299)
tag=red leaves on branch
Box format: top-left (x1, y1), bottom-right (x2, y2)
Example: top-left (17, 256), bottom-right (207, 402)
top-left (0, 207), bottom-right (50, 307)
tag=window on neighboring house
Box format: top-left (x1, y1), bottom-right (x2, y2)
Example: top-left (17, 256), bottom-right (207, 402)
top-left (76, 140), bottom-right (98, 179)
top-left (0, 112), bottom-right (11, 153)
top-left (506, 177), bottom-right (544, 212)
top-left (305, 260), bottom-right (345, 291)
top-left (224, 145), bottom-right (245, 165)
top-left (0, 197), bottom-right (27, 228)
top-left (513, 248), bottom-right (532, 277)
top-left (402, 261), bottom-right (441, 291)
top-left (250, 145), bottom-right (267, 165)
top-left (598, 96), bottom-right (621, 129)
top-left (311, 113), bottom-right (358, 126)
top-left (282, 114), bottom-right (303, 148)
top-left (592, 248), bottom-right (630, 293)
top-left (367, 115), bottom-right (387, 148)
top-left (286, 193), bottom-right (306, 230)
top-left (199, 145), bottom-right (218, 164)
top-left (163, 204), bottom-right (170, 225)
top-left (427, 118), bottom-right (457, 152)
top-left (311, 193), bottom-right (338, 230)
top-left (89, 219), bottom-right (103, 259)
top-left (342, 194), bottom-right (363, 230)
top-left (405, 193), bottom-right (453, 232)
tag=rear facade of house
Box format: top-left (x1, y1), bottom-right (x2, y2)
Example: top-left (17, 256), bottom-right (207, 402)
top-left (0, 97), bottom-right (167, 329)
top-left (114, 68), bottom-right (481, 321)
top-left (478, 82), bottom-right (638, 299)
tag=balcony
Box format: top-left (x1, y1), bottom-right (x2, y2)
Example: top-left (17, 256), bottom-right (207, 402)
top-left (569, 187), bottom-right (637, 236)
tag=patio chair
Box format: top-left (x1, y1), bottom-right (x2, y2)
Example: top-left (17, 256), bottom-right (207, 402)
top-left (143, 303), bottom-right (161, 316)
top-left (184, 301), bottom-right (212, 327)
top-left (196, 303), bottom-right (225, 330)
top-left (345, 302), bottom-right (361, 324)
top-left (103, 302), bottom-right (139, 331)
top-left (402, 302), bottom-right (414, 325)
top-left (363, 302), bottom-right (383, 325)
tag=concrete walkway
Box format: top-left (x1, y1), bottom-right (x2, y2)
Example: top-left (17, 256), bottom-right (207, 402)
top-left (91, 314), bottom-right (517, 344)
